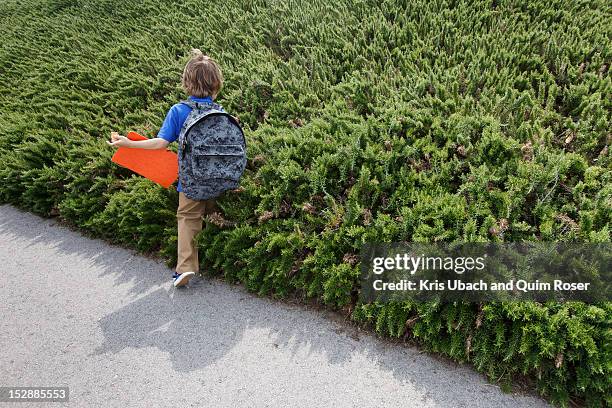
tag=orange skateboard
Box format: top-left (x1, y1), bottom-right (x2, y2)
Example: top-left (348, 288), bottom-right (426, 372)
top-left (111, 132), bottom-right (178, 188)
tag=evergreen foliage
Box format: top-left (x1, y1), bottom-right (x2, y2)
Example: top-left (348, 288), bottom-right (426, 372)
top-left (0, 0), bottom-right (609, 405)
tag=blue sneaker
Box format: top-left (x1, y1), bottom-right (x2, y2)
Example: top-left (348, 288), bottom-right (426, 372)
top-left (172, 271), bottom-right (195, 287)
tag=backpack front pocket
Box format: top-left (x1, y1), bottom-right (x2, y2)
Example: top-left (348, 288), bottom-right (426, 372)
top-left (190, 144), bottom-right (246, 181)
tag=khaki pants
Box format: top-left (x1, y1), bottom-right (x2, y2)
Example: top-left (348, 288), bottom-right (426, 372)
top-left (176, 191), bottom-right (218, 273)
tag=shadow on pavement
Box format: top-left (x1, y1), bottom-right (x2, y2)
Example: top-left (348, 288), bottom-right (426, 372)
top-left (0, 204), bottom-right (549, 408)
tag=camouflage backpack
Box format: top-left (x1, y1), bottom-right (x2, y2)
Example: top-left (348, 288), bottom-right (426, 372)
top-left (177, 100), bottom-right (247, 201)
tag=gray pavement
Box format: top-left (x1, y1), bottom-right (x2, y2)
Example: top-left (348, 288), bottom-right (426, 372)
top-left (0, 203), bottom-right (550, 408)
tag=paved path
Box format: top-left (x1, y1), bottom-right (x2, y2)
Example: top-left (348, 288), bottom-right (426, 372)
top-left (0, 204), bottom-right (550, 408)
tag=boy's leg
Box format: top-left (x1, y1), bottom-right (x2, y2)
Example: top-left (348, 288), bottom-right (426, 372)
top-left (176, 192), bottom-right (219, 274)
top-left (176, 192), bottom-right (207, 273)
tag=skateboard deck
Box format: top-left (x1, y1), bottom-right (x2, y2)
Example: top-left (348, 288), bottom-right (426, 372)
top-left (111, 132), bottom-right (178, 188)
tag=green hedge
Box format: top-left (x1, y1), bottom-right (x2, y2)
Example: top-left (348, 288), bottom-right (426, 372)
top-left (0, 0), bottom-right (610, 405)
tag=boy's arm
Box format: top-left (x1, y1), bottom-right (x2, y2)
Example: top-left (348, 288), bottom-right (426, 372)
top-left (107, 104), bottom-right (179, 149)
top-left (107, 132), bottom-right (169, 149)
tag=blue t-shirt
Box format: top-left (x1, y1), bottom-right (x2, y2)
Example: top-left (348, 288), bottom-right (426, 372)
top-left (157, 95), bottom-right (223, 192)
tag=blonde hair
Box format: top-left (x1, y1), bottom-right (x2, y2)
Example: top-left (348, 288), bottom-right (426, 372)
top-left (181, 49), bottom-right (223, 99)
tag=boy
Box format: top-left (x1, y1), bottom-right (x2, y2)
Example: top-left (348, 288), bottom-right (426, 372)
top-left (107, 49), bottom-right (224, 288)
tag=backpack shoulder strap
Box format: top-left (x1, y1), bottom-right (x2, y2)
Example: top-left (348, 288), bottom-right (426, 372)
top-left (179, 99), bottom-right (198, 110)
top-left (179, 99), bottom-right (224, 111)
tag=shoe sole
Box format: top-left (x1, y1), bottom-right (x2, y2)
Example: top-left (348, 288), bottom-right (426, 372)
top-left (173, 271), bottom-right (195, 287)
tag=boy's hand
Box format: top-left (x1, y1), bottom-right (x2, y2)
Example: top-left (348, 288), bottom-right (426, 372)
top-left (107, 132), bottom-right (132, 148)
